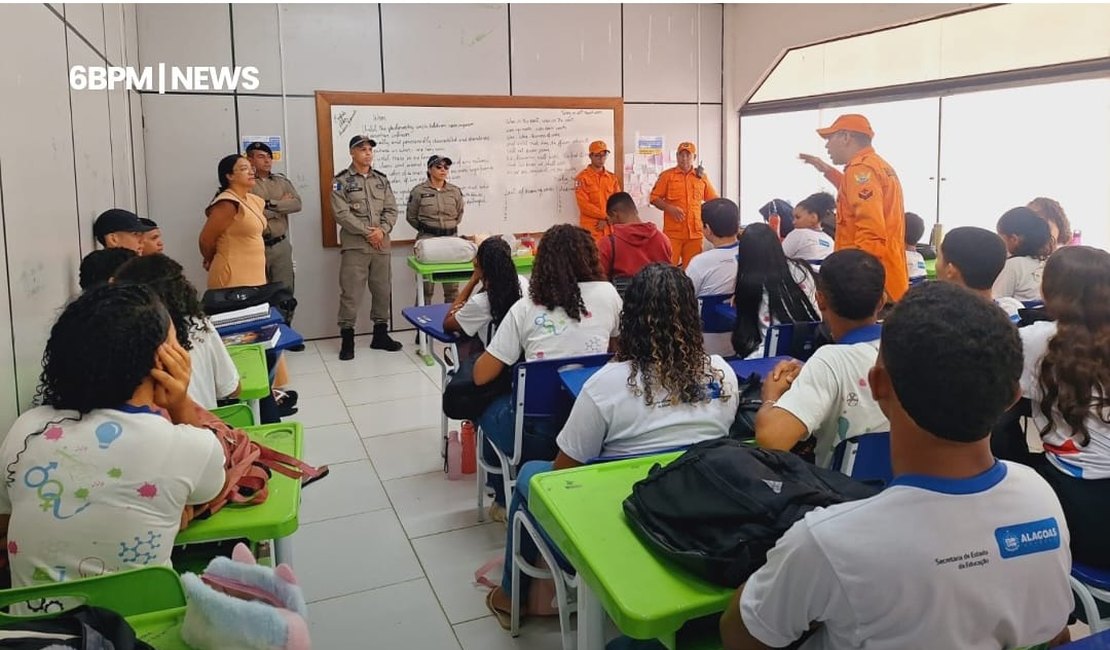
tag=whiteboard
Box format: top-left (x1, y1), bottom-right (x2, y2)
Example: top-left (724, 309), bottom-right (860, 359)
top-left (324, 102), bottom-right (618, 241)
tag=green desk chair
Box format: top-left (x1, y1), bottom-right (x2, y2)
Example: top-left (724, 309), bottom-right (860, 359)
top-left (0, 566), bottom-right (191, 649)
top-left (209, 403), bottom-right (256, 428)
top-left (226, 344), bottom-right (270, 425)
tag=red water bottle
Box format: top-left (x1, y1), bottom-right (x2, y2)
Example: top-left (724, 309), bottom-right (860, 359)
top-left (461, 421), bottom-right (477, 474)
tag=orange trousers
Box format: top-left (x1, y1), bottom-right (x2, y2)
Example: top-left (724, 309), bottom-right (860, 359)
top-left (669, 237), bottom-right (704, 269)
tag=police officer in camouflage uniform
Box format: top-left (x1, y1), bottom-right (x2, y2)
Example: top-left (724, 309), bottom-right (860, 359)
top-left (331, 135), bottom-right (402, 360)
top-left (406, 154), bottom-right (465, 304)
top-left (246, 142), bottom-right (303, 337)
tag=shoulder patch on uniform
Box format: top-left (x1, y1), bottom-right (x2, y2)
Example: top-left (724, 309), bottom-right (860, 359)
top-left (853, 171), bottom-right (872, 185)
top-left (574, 179), bottom-right (581, 190)
top-left (332, 180), bottom-right (342, 192)
top-left (858, 189), bottom-right (874, 200)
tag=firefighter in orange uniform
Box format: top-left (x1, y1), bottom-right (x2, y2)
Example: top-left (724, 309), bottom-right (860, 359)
top-left (650, 142), bottom-right (718, 268)
top-left (800, 114), bottom-right (909, 301)
top-left (575, 140), bottom-right (621, 241)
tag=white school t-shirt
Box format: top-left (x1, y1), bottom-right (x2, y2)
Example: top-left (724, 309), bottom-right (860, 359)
top-left (453, 275), bottom-right (530, 339)
top-left (1020, 321), bottom-right (1110, 479)
top-left (0, 405), bottom-right (226, 590)
top-left (485, 281), bottom-right (622, 364)
top-left (740, 461), bottom-right (1073, 650)
top-left (781, 229), bottom-right (833, 263)
top-left (744, 261), bottom-right (819, 360)
top-left (684, 244), bottom-right (739, 297)
top-left (187, 318), bottom-right (241, 410)
top-left (995, 296), bottom-right (1024, 323)
top-left (556, 356), bottom-right (738, 462)
top-left (772, 324), bottom-right (889, 467)
top-left (905, 249), bottom-right (927, 280)
top-left (992, 256), bottom-right (1045, 302)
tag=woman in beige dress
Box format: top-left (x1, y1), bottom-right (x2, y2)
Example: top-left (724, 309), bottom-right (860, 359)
top-left (199, 154), bottom-right (293, 412)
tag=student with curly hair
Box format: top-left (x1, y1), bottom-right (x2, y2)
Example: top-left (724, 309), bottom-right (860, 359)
top-left (443, 236), bottom-right (528, 340)
top-left (114, 254), bottom-right (240, 410)
top-left (473, 224), bottom-right (622, 516)
top-left (731, 223), bottom-right (820, 359)
top-left (1027, 197), bottom-right (1072, 251)
top-left (484, 263), bottom-right (738, 629)
top-left (78, 248), bottom-right (137, 291)
top-left (1016, 246), bottom-right (1110, 568)
top-left (993, 206), bottom-right (1053, 302)
top-left (0, 284), bottom-right (226, 594)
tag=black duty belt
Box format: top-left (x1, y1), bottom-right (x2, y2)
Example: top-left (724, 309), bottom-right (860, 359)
top-left (264, 234), bottom-right (287, 247)
top-left (418, 224), bottom-right (458, 237)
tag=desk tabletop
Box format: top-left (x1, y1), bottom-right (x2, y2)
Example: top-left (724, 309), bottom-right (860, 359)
top-left (1062, 630), bottom-right (1110, 649)
top-left (558, 355), bottom-right (796, 398)
top-left (226, 344), bottom-right (270, 400)
top-left (529, 453), bottom-right (734, 641)
top-left (175, 422), bottom-right (303, 545)
top-left (406, 255), bottom-right (534, 275)
top-left (401, 303), bottom-right (460, 344)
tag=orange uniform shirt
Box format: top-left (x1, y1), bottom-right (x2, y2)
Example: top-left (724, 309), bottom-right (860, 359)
top-left (830, 147), bottom-right (909, 301)
top-left (650, 167), bottom-right (719, 240)
top-left (575, 166), bottom-right (621, 241)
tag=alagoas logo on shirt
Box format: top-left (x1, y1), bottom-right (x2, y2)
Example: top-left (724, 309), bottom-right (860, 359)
top-left (994, 517), bottom-right (1061, 559)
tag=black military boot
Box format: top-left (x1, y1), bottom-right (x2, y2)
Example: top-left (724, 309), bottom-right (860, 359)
top-left (339, 328), bottom-right (355, 361)
top-left (369, 323), bottom-right (402, 352)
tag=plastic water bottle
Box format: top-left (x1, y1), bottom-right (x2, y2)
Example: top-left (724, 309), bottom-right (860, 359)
top-left (447, 430), bottom-right (463, 480)
top-left (461, 421), bottom-right (477, 475)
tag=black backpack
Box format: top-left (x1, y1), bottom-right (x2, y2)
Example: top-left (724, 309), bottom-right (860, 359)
top-left (622, 439), bottom-right (880, 588)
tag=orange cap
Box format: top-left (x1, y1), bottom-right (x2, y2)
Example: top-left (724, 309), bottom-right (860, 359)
top-left (677, 142), bottom-right (697, 155)
top-left (588, 140), bottom-right (610, 155)
top-left (817, 114), bottom-right (874, 139)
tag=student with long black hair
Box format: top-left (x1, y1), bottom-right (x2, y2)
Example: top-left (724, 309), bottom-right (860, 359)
top-left (484, 263), bottom-right (737, 629)
top-left (731, 222), bottom-right (820, 359)
top-left (114, 254), bottom-right (241, 410)
top-left (993, 206), bottom-right (1053, 302)
top-left (0, 284), bottom-right (225, 593)
top-left (443, 237), bottom-right (528, 339)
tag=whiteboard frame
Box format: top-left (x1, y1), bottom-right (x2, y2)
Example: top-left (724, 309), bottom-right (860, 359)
top-left (315, 91), bottom-right (624, 247)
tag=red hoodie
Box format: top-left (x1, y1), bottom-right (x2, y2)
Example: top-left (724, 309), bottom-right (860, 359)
top-left (598, 222), bottom-right (674, 279)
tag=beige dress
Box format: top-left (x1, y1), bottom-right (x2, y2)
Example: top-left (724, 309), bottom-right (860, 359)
top-left (204, 190), bottom-right (289, 387)
top-left (205, 190), bottom-right (268, 289)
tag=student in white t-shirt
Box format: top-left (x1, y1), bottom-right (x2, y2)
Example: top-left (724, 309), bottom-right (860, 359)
top-left (731, 223), bottom-right (819, 360)
top-left (0, 284), bottom-right (226, 597)
top-left (484, 263), bottom-right (737, 630)
top-left (722, 282), bottom-right (1073, 650)
top-left (935, 226), bottom-right (1024, 323)
top-left (444, 236), bottom-right (529, 341)
top-left (903, 211), bottom-right (927, 281)
top-left (1012, 247), bottom-right (1110, 570)
top-left (781, 192), bottom-right (835, 265)
top-left (993, 206), bottom-right (1052, 302)
top-left (472, 224), bottom-right (622, 512)
top-left (685, 199), bottom-right (741, 358)
top-left (114, 254), bottom-right (240, 410)
top-left (755, 250), bottom-right (889, 467)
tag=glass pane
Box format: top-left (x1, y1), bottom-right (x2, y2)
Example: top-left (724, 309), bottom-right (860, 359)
top-left (739, 109), bottom-right (825, 225)
top-left (938, 78), bottom-right (1110, 250)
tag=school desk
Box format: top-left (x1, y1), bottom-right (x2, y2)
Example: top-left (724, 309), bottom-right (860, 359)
top-left (175, 422), bottom-right (303, 567)
top-left (529, 452), bottom-right (734, 650)
top-left (213, 305), bottom-right (284, 336)
top-left (226, 343), bottom-right (270, 424)
top-left (401, 303), bottom-right (460, 459)
top-left (406, 255), bottom-right (534, 362)
top-left (558, 355), bottom-right (798, 399)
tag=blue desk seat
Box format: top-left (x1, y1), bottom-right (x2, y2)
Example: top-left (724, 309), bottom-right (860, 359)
top-left (402, 303), bottom-right (461, 345)
top-left (699, 294), bottom-right (735, 333)
top-left (831, 431), bottom-right (892, 486)
top-left (1073, 562), bottom-right (1110, 633)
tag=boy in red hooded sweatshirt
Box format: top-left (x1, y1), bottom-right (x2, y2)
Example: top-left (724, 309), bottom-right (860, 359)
top-left (597, 192), bottom-right (673, 281)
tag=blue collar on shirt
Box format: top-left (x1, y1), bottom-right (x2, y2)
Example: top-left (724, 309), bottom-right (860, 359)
top-left (113, 404), bottom-right (158, 415)
top-left (717, 242), bottom-right (739, 250)
top-left (890, 460), bottom-right (1007, 495)
top-left (836, 323), bottom-right (883, 345)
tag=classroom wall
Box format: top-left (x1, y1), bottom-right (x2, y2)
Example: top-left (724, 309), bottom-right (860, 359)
top-left (720, 3), bottom-right (978, 202)
top-left (0, 3), bottom-right (147, 432)
top-left (135, 3), bottom-right (724, 342)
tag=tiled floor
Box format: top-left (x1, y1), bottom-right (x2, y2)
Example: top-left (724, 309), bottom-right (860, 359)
top-left (284, 336), bottom-right (566, 650)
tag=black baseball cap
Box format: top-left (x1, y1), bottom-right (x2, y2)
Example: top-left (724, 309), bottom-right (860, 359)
top-left (245, 141), bottom-right (273, 156)
top-left (349, 135), bottom-right (377, 150)
top-left (427, 155), bottom-right (453, 168)
top-left (93, 209), bottom-right (155, 245)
